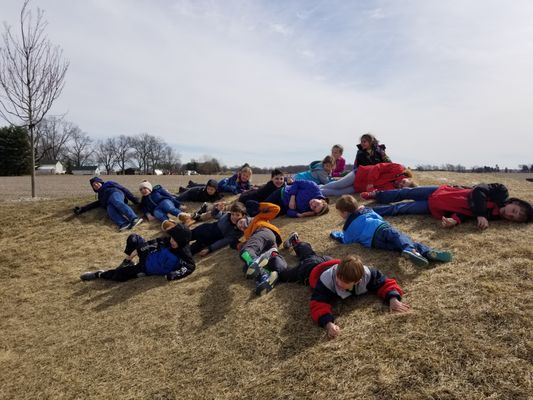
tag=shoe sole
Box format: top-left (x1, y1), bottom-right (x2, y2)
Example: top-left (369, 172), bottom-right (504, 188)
top-left (427, 250), bottom-right (453, 262)
top-left (255, 271), bottom-right (278, 296)
top-left (282, 232), bottom-right (298, 249)
top-left (402, 250), bottom-right (429, 267)
top-left (129, 219), bottom-right (143, 229)
top-left (246, 257), bottom-right (270, 279)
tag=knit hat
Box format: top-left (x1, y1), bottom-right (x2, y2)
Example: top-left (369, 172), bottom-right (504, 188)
top-left (139, 180), bottom-right (153, 192)
top-left (89, 176), bottom-right (104, 192)
top-left (167, 223), bottom-right (191, 248)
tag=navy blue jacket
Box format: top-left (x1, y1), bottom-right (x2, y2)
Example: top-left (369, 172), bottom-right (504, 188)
top-left (141, 185), bottom-right (181, 215)
top-left (78, 178), bottom-right (140, 213)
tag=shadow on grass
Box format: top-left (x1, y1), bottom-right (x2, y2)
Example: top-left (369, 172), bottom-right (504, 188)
top-left (72, 276), bottom-right (167, 311)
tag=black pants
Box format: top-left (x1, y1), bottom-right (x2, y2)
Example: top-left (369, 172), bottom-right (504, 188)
top-left (190, 223), bottom-right (223, 254)
top-left (263, 188), bottom-right (287, 215)
top-left (278, 241), bottom-right (332, 284)
top-left (100, 234), bottom-right (148, 282)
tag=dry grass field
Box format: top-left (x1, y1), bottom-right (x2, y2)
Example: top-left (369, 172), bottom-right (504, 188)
top-left (0, 172), bottom-right (531, 400)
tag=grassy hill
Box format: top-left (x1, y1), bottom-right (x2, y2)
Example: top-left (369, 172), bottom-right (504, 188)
top-left (0, 172), bottom-right (531, 399)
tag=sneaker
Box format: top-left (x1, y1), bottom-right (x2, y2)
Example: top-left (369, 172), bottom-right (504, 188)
top-left (255, 271), bottom-right (279, 296)
top-left (246, 249), bottom-right (277, 279)
top-left (178, 186), bottom-right (186, 193)
top-left (360, 191), bottom-right (376, 200)
top-left (161, 220), bottom-right (177, 231)
top-left (178, 213), bottom-right (195, 227)
top-left (80, 270), bottom-right (104, 281)
top-left (118, 223), bottom-right (130, 232)
top-left (198, 202), bottom-right (209, 215)
top-left (426, 250), bottom-right (453, 263)
top-left (117, 258), bottom-right (134, 269)
top-left (282, 232), bottom-right (299, 249)
top-left (402, 250), bottom-right (429, 267)
top-left (129, 218), bottom-right (143, 229)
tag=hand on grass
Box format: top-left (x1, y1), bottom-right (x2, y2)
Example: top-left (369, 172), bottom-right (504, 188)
top-left (441, 217), bottom-right (457, 228)
top-left (477, 216), bottom-right (489, 230)
top-left (326, 322), bottom-right (341, 339)
top-left (199, 249), bottom-right (210, 257)
top-left (389, 298), bottom-right (411, 314)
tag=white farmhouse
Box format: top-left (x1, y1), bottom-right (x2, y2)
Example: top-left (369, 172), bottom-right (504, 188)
top-left (36, 160), bottom-right (65, 174)
top-left (72, 166), bottom-right (100, 175)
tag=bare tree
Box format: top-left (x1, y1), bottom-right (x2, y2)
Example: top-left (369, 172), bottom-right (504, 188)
top-left (113, 134), bottom-right (132, 174)
top-left (131, 133), bottom-right (153, 174)
top-left (35, 116), bottom-right (74, 163)
top-left (147, 135), bottom-right (166, 172)
top-left (0, 0), bottom-right (69, 196)
top-left (158, 145), bottom-right (181, 174)
top-left (94, 137), bottom-right (116, 174)
top-left (67, 128), bottom-right (93, 167)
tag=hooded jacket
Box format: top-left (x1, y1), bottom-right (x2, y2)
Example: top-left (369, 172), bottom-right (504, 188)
top-left (242, 202), bottom-right (283, 246)
top-left (329, 207), bottom-right (387, 248)
top-left (176, 179), bottom-right (223, 202)
top-left (354, 143), bottom-right (391, 167)
top-left (353, 163), bottom-right (408, 193)
top-left (141, 185), bottom-right (181, 215)
top-left (282, 180), bottom-right (326, 218)
top-left (293, 160), bottom-right (333, 185)
top-left (218, 173), bottom-right (251, 194)
top-left (78, 177), bottom-right (140, 214)
top-left (309, 260), bottom-right (403, 327)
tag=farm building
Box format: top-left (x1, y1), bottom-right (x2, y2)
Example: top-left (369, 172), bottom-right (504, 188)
top-left (36, 160), bottom-right (65, 174)
top-left (71, 166), bottom-right (100, 175)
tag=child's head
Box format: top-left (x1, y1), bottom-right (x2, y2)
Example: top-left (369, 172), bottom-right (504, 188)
top-left (500, 198), bottom-right (533, 223)
top-left (271, 168), bottom-right (285, 188)
top-left (336, 255), bottom-right (364, 290)
top-left (335, 195), bottom-right (358, 218)
top-left (229, 201), bottom-right (247, 224)
top-left (395, 177), bottom-right (417, 189)
top-left (167, 223), bottom-right (192, 249)
top-left (322, 155), bottom-right (334, 174)
top-left (360, 133), bottom-right (378, 150)
top-left (89, 176), bottom-right (104, 191)
top-left (205, 179), bottom-right (218, 195)
top-left (138, 180), bottom-right (153, 196)
top-left (239, 166), bottom-right (252, 183)
top-left (237, 217), bottom-right (250, 231)
top-left (309, 198), bottom-right (329, 216)
top-left (331, 144), bottom-right (344, 160)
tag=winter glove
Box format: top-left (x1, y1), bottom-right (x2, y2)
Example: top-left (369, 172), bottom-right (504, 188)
top-left (329, 231), bottom-right (344, 243)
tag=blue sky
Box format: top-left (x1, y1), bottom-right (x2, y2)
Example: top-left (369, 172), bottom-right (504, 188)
top-left (1, 0), bottom-right (532, 168)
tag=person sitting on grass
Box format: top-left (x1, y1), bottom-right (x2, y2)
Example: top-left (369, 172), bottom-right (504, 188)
top-left (139, 180), bottom-right (187, 222)
top-left (176, 179), bottom-right (223, 203)
top-left (278, 232), bottom-right (410, 339)
top-left (331, 144), bottom-right (347, 178)
top-left (320, 162), bottom-right (415, 197)
top-left (365, 183), bottom-right (533, 229)
top-left (218, 164), bottom-right (254, 194)
top-left (73, 176), bottom-right (142, 231)
top-left (238, 168), bottom-right (287, 204)
top-left (187, 201), bottom-right (250, 256)
top-left (80, 222), bottom-right (195, 282)
top-left (354, 132), bottom-right (392, 167)
top-left (236, 202), bottom-right (288, 296)
top-left (264, 179), bottom-right (329, 218)
top-left (330, 195), bottom-right (452, 267)
top-left (293, 156), bottom-right (335, 185)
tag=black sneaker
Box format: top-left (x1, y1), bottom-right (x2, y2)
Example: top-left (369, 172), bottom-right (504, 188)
top-left (255, 271), bottom-right (279, 296)
top-left (118, 223), bottom-right (130, 232)
top-left (80, 270), bottom-right (104, 281)
top-left (283, 232), bottom-right (299, 249)
top-left (117, 259), bottom-right (134, 269)
top-left (198, 202), bottom-right (209, 214)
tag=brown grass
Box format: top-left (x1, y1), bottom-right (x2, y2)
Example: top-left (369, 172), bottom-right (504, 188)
top-left (0, 172), bottom-right (532, 400)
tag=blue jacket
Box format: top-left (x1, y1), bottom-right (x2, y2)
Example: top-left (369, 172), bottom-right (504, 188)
top-left (142, 237), bottom-right (195, 277)
top-left (282, 180), bottom-right (325, 218)
top-left (294, 161), bottom-right (333, 185)
top-left (330, 207), bottom-right (387, 248)
top-left (218, 173), bottom-right (251, 194)
top-left (141, 185), bottom-right (181, 215)
top-left (79, 177), bottom-right (140, 213)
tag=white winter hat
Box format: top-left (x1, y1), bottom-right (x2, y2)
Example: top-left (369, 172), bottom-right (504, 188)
top-left (139, 180), bottom-right (153, 192)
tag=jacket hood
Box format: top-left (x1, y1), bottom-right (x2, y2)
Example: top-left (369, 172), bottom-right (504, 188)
top-left (89, 176), bottom-right (104, 191)
top-left (206, 179), bottom-right (218, 189)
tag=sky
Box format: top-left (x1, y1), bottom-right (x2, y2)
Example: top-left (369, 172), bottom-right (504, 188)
top-left (1, 0), bottom-right (532, 169)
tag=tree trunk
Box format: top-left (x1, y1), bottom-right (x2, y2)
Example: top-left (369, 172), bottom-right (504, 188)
top-left (30, 125), bottom-right (36, 197)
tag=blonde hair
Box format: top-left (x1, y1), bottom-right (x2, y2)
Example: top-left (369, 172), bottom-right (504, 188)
top-left (337, 255), bottom-right (364, 283)
top-left (335, 195), bottom-right (358, 213)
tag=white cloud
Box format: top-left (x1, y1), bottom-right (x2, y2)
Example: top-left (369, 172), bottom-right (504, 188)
top-left (0, 0), bottom-right (532, 168)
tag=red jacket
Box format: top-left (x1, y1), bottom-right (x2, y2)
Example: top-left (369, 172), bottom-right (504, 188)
top-left (309, 260), bottom-right (403, 327)
top-left (428, 185), bottom-right (502, 224)
top-left (353, 163), bottom-right (407, 193)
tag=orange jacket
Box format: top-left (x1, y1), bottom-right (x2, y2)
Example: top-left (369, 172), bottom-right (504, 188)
top-left (243, 202), bottom-right (283, 246)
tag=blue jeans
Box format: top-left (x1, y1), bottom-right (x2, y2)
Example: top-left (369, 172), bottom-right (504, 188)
top-left (106, 191), bottom-right (138, 228)
top-left (373, 226), bottom-right (431, 255)
top-left (372, 186), bottom-right (439, 216)
top-left (153, 199), bottom-right (181, 222)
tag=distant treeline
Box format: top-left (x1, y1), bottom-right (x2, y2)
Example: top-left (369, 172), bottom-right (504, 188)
top-left (414, 164), bottom-right (533, 173)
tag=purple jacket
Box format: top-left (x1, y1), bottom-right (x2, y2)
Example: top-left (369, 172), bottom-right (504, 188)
top-left (282, 180), bottom-right (325, 218)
